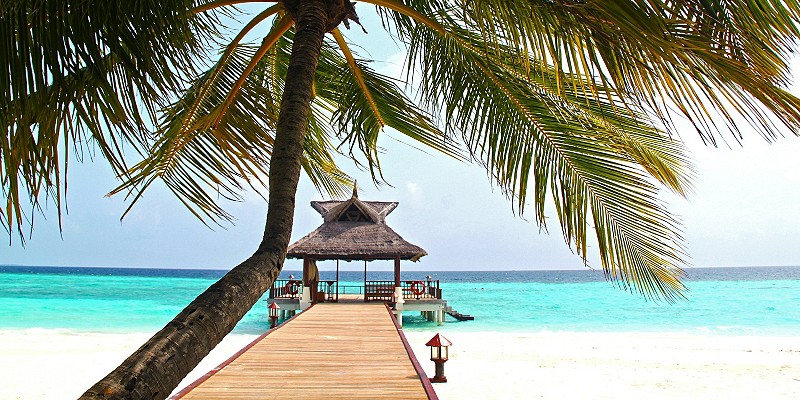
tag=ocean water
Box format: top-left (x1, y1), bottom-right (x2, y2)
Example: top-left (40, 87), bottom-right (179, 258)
top-left (1, 265), bottom-right (799, 336)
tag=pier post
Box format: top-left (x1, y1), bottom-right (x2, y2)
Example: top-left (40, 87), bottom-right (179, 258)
top-left (300, 285), bottom-right (312, 310)
top-left (393, 287), bottom-right (404, 327)
top-left (392, 257), bottom-right (404, 326)
top-left (300, 257), bottom-right (312, 310)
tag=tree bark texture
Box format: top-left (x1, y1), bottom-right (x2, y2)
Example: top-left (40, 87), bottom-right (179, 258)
top-left (80, 1), bottom-right (329, 399)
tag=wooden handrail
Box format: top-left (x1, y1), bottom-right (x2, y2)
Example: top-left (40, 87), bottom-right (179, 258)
top-left (269, 279), bottom-right (442, 301)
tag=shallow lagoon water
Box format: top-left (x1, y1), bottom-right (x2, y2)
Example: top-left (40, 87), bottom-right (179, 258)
top-left (1, 266), bottom-right (799, 335)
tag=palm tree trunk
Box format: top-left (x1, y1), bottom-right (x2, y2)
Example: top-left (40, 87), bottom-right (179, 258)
top-left (80, 2), bottom-right (329, 399)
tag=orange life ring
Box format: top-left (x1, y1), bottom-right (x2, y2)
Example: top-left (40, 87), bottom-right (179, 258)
top-left (285, 280), bottom-right (300, 295)
top-left (411, 281), bottom-right (426, 296)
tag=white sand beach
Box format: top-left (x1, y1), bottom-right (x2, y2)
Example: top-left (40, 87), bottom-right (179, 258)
top-left (404, 331), bottom-right (800, 399)
top-left (1, 329), bottom-right (798, 399)
top-left (0, 330), bottom-right (258, 400)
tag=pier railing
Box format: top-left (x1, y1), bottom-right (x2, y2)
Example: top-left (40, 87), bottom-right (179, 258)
top-left (270, 279), bottom-right (302, 299)
top-left (269, 280), bottom-right (339, 302)
top-left (269, 279), bottom-right (440, 302)
top-left (364, 280), bottom-right (441, 302)
top-left (404, 279), bottom-right (441, 300)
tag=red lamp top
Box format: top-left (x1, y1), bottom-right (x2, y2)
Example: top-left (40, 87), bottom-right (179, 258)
top-left (269, 302), bottom-right (280, 309)
top-left (425, 333), bottom-right (452, 347)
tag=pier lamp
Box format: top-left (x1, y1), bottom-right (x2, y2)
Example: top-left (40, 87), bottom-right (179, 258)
top-left (425, 333), bottom-right (452, 383)
top-left (268, 302), bottom-right (280, 328)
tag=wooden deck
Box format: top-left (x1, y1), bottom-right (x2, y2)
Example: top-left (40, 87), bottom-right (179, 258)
top-left (172, 303), bottom-right (436, 400)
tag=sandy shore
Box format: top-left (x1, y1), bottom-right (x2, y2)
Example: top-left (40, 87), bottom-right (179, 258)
top-left (2, 329), bottom-right (798, 399)
top-left (0, 329), bottom-right (259, 400)
top-left (404, 331), bottom-right (800, 400)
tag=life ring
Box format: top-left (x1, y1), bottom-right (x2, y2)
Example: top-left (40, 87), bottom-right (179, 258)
top-left (285, 280), bottom-right (300, 296)
top-left (411, 281), bottom-right (426, 296)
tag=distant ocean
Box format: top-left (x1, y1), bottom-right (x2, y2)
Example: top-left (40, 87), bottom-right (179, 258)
top-left (1, 265), bottom-right (799, 336)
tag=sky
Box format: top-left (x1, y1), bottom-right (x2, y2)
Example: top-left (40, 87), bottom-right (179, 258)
top-left (3, 8), bottom-right (800, 272)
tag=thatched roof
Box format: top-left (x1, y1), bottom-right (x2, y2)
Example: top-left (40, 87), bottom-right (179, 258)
top-left (287, 189), bottom-right (427, 261)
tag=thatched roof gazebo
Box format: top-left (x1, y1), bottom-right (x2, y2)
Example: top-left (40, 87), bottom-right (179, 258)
top-left (287, 188), bottom-right (427, 262)
top-left (285, 186), bottom-right (427, 304)
top-left (267, 188), bottom-right (461, 325)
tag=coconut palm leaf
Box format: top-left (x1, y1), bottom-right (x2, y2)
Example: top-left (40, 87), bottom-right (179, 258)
top-left (112, 35), bottom-right (354, 221)
top-left (317, 30), bottom-right (463, 179)
top-left (0, 0), bottom-right (223, 239)
top-left (445, 0), bottom-right (800, 143)
top-left (116, 20), bottom-right (461, 222)
top-left (372, 0), bottom-right (693, 298)
top-left (111, 39), bottom-right (286, 222)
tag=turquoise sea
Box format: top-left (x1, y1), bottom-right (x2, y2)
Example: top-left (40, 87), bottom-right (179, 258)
top-left (1, 265), bottom-right (799, 336)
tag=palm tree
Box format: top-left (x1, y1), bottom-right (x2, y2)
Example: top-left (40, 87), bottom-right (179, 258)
top-left (4, 0), bottom-right (800, 398)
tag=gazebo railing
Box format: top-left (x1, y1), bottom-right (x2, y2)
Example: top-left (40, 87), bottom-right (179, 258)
top-left (269, 279), bottom-right (441, 302)
top-left (364, 281), bottom-right (396, 302)
top-left (364, 280), bottom-right (441, 301)
top-left (320, 280), bottom-right (338, 302)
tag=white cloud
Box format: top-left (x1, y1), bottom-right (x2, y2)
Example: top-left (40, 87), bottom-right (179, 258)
top-left (405, 181), bottom-right (423, 205)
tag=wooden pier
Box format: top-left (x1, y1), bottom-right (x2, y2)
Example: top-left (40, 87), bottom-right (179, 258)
top-left (171, 303), bottom-right (437, 400)
top-left (269, 278), bottom-right (464, 326)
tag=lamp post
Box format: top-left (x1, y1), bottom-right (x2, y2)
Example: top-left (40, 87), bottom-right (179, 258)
top-left (425, 333), bottom-right (452, 383)
top-left (268, 302), bottom-right (280, 329)
top-left (426, 275), bottom-right (433, 298)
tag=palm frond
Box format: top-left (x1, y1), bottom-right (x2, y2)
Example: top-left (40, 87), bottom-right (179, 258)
top-left (303, 106), bottom-right (354, 199)
top-left (113, 19), bottom-right (353, 222)
top-left (213, 13), bottom-right (292, 128)
top-left (312, 30), bottom-right (464, 183)
top-left (377, 1), bottom-right (692, 299)
top-left (111, 43), bottom-right (275, 222)
top-left (0, 0), bottom-right (222, 241)
top-left (451, 0), bottom-right (800, 144)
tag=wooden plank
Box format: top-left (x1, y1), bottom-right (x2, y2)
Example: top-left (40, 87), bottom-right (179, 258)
top-left (173, 303), bottom-right (433, 400)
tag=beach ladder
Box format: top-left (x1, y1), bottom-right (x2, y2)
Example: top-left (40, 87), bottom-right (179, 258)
top-left (444, 305), bottom-right (474, 321)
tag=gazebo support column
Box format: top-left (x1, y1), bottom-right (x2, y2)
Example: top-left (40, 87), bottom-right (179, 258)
top-left (394, 257), bottom-right (401, 287)
top-left (393, 257), bottom-right (404, 326)
top-left (335, 260), bottom-right (340, 302)
top-left (300, 257), bottom-right (312, 310)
